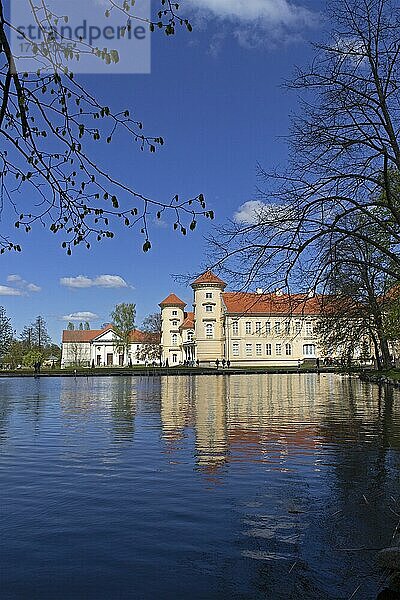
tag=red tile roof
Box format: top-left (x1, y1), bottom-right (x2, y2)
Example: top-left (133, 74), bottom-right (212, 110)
top-left (159, 293), bottom-right (187, 307)
top-left (62, 324), bottom-right (113, 343)
top-left (181, 311), bottom-right (195, 330)
top-left (62, 326), bottom-right (160, 344)
top-left (191, 271), bottom-right (226, 287)
top-left (222, 292), bottom-right (324, 316)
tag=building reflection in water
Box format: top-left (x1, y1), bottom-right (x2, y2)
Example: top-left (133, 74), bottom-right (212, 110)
top-left (159, 373), bottom-right (397, 476)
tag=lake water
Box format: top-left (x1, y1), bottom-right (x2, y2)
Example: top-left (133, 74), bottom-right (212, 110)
top-left (0, 374), bottom-right (399, 599)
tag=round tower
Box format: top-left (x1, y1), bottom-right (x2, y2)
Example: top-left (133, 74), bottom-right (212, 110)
top-left (159, 293), bottom-right (186, 366)
top-left (191, 271), bottom-right (226, 366)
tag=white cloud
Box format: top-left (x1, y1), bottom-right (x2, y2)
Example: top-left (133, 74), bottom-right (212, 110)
top-left (60, 275), bottom-right (129, 289)
top-left (186, 0), bottom-right (318, 48)
top-left (26, 283), bottom-right (41, 293)
top-left (234, 200), bottom-right (268, 224)
top-left (0, 285), bottom-right (24, 296)
top-left (234, 200), bottom-right (297, 227)
top-left (1, 275), bottom-right (41, 295)
top-left (62, 311), bottom-right (99, 321)
top-left (7, 274), bottom-right (22, 283)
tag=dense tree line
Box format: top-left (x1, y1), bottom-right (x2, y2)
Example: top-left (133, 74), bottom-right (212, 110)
top-left (0, 308), bottom-right (59, 369)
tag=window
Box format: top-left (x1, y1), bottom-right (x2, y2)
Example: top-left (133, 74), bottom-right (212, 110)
top-left (295, 321), bottom-right (301, 334)
top-left (172, 320), bottom-right (178, 327)
top-left (276, 343), bottom-right (282, 355)
top-left (303, 344), bottom-right (315, 356)
top-left (245, 322), bottom-right (251, 334)
top-left (245, 343), bottom-right (252, 356)
top-left (205, 292), bottom-right (213, 299)
top-left (274, 322), bottom-right (281, 334)
top-left (172, 353), bottom-right (177, 363)
top-left (265, 321), bottom-right (271, 334)
top-left (256, 343), bottom-right (262, 356)
top-left (285, 343), bottom-right (292, 356)
top-left (232, 342), bottom-right (239, 356)
top-left (188, 331), bottom-right (194, 342)
top-left (172, 310), bottom-right (177, 316)
top-left (205, 323), bottom-right (214, 339)
top-left (205, 305), bottom-right (213, 313)
top-left (285, 321), bottom-right (291, 335)
top-left (266, 343), bottom-right (272, 356)
top-left (305, 321), bottom-right (313, 335)
top-left (172, 334), bottom-right (178, 346)
top-left (232, 321), bottom-right (239, 335)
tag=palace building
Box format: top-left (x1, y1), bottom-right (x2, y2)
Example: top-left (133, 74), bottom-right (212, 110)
top-left (61, 270), bottom-right (366, 369)
top-left (160, 270), bottom-right (327, 367)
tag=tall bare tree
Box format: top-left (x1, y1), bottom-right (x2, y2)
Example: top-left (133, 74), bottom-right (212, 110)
top-left (211, 0), bottom-right (400, 294)
top-left (138, 312), bottom-right (162, 365)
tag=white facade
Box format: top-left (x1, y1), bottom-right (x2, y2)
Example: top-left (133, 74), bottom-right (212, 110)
top-left (61, 325), bottom-right (159, 368)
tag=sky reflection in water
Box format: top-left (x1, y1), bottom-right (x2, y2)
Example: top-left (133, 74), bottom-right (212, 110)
top-left (0, 374), bottom-right (399, 599)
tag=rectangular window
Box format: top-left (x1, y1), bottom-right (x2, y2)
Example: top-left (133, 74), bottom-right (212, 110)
top-left (172, 320), bottom-right (178, 327)
top-left (172, 334), bottom-right (178, 346)
top-left (232, 321), bottom-right (239, 335)
top-left (256, 343), bottom-right (262, 356)
top-left (205, 305), bottom-right (213, 313)
top-left (266, 343), bottom-right (272, 356)
top-left (276, 343), bottom-right (282, 355)
top-left (188, 331), bottom-right (193, 342)
top-left (275, 322), bottom-right (281, 334)
top-left (245, 322), bottom-right (251, 335)
top-left (285, 343), bottom-right (292, 356)
top-left (305, 321), bottom-right (313, 335)
top-left (232, 342), bottom-right (239, 356)
top-left (205, 323), bottom-right (214, 339)
top-left (172, 310), bottom-right (177, 316)
top-left (255, 321), bottom-right (261, 334)
top-left (245, 343), bottom-right (252, 356)
top-left (285, 321), bottom-right (291, 335)
top-left (205, 292), bottom-right (213, 299)
top-left (295, 321), bottom-right (301, 334)
top-left (265, 321), bottom-right (271, 334)
top-left (303, 344), bottom-right (315, 356)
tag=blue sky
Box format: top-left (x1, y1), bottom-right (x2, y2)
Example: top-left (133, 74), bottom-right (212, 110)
top-left (0, 0), bottom-right (322, 343)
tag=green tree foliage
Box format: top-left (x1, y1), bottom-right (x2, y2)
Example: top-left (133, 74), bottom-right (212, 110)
top-left (0, 0), bottom-right (212, 255)
top-left (23, 349), bottom-right (44, 368)
top-left (0, 306), bottom-right (14, 361)
top-left (3, 340), bottom-right (25, 369)
top-left (111, 303), bottom-right (136, 366)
